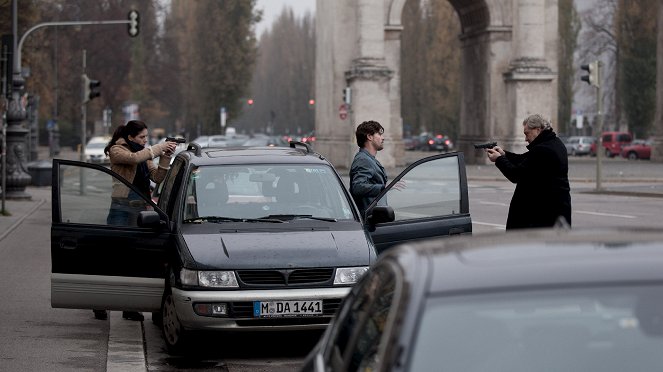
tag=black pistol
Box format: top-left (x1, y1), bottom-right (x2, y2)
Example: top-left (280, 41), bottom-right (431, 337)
top-left (166, 136), bottom-right (186, 144)
top-left (473, 142), bottom-right (497, 149)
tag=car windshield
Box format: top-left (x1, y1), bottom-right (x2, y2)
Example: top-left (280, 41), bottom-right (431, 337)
top-left (183, 164), bottom-right (355, 222)
top-left (409, 285), bottom-right (663, 371)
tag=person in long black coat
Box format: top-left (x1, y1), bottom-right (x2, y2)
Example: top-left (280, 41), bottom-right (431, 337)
top-left (485, 114), bottom-right (571, 230)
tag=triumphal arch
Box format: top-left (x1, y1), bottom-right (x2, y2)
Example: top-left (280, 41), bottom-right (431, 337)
top-left (314, 0), bottom-right (558, 167)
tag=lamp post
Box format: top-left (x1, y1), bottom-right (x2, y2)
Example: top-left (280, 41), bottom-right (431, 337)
top-left (3, 0), bottom-right (31, 200)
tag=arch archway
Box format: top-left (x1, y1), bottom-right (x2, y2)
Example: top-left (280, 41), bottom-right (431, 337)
top-left (315, 0), bottom-right (558, 167)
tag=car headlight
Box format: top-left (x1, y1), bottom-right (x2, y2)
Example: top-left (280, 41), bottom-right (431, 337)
top-left (334, 266), bottom-right (369, 285)
top-left (180, 268), bottom-right (239, 288)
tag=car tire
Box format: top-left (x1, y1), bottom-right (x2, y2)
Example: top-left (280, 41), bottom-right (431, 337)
top-left (628, 152), bottom-right (638, 160)
top-left (161, 287), bottom-right (188, 353)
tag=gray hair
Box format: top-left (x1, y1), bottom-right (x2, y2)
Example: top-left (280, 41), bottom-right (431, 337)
top-left (523, 114), bottom-right (552, 131)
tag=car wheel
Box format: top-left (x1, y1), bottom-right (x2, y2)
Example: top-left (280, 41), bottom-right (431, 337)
top-left (161, 288), bottom-right (188, 353)
top-left (628, 152), bottom-right (638, 160)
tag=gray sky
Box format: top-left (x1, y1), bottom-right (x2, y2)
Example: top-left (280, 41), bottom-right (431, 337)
top-left (255, 0), bottom-right (316, 36)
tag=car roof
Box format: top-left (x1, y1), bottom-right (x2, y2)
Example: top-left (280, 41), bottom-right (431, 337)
top-left (390, 228), bottom-right (663, 295)
top-left (178, 143), bottom-right (331, 167)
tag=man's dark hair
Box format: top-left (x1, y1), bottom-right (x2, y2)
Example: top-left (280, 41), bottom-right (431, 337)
top-left (355, 120), bottom-right (384, 148)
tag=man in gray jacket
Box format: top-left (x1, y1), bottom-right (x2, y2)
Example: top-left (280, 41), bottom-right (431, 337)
top-left (350, 120), bottom-right (388, 216)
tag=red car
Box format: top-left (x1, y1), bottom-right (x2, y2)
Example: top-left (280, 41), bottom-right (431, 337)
top-left (621, 140), bottom-right (652, 160)
top-left (590, 131), bottom-right (632, 157)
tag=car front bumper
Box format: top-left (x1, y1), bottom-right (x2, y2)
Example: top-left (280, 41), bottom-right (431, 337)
top-left (172, 286), bottom-right (350, 331)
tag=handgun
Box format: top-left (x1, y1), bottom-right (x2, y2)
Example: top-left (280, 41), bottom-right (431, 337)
top-left (166, 136), bottom-right (186, 144)
top-left (473, 142), bottom-right (497, 149)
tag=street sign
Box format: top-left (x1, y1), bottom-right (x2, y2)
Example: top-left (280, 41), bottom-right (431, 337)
top-left (339, 104), bottom-right (348, 120)
top-left (220, 107), bottom-right (227, 128)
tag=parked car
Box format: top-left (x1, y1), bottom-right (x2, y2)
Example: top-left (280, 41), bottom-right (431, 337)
top-left (302, 227), bottom-right (663, 372)
top-left (50, 142), bottom-right (472, 352)
top-left (564, 136), bottom-right (595, 156)
top-left (84, 136), bottom-right (111, 164)
top-left (621, 139), bottom-right (652, 160)
top-left (591, 131), bottom-right (632, 157)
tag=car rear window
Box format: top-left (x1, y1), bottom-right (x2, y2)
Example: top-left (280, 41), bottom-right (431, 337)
top-left (409, 285), bottom-right (663, 371)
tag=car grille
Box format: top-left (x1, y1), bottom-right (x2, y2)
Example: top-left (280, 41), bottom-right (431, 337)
top-left (236, 268), bottom-right (334, 287)
top-left (230, 298), bottom-right (342, 318)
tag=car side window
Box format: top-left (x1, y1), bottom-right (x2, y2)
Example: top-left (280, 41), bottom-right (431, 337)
top-left (327, 263), bottom-right (402, 371)
top-left (58, 163), bottom-right (148, 227)
top-left (375, 156), bottom-right (461, 221)
top-left (158, 159), bottom-right (185, 217)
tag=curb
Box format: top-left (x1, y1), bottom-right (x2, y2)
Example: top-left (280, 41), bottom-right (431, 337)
top-left (0, 199), bottom-right (45, 243)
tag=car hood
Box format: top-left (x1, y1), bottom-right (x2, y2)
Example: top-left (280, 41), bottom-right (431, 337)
top-left (181, 227), bottom-right (373, 269)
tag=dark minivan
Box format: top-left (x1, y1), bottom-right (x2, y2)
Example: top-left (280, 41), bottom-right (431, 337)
top-left (50, 142), bottom-right (471, 352)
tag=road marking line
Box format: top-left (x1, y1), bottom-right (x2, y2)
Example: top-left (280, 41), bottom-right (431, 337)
top-left (576, 211), bottom-right (636, 219)
top-left (473, 221), bottom-right (506, 229)
top-left (477, 201), bottom-right (509, 207)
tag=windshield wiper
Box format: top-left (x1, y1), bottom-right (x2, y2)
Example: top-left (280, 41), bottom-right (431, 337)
top-left (260, 214), bottom-right (338, 222)
top-left (183, 216), bottom-right (284, 224)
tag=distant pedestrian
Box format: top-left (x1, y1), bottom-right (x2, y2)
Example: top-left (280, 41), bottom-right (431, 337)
top-left (485, 114), bottom-right (571, 230)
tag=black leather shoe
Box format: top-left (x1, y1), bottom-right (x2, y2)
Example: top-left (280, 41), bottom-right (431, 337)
top-left (93, 310), bottom-right (108, 320)
top-left (122, 311), bottom-right (144, 321)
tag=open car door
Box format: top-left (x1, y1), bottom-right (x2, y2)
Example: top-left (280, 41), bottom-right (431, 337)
top-left (365, 152), bottom-right (472, 254)
top-left (51, 159), bottom-right (171, 312)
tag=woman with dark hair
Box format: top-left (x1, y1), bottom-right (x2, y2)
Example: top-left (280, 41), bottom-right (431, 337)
top-left (94, 120), bottom-right (176, 321)
top-left (104, 120), bottom-right (176, 226)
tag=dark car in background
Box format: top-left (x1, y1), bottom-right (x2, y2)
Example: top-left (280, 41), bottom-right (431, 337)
top-left (417, 133), bottom-right (454, 152)
top-left (302, 228), bottom-right (663, 372)
top-left (50, 142), bottom-right (472, 352)
top-left (621, 139), bottom-right (652, 160)
top-left (242, 135), bottom-right (288, 147)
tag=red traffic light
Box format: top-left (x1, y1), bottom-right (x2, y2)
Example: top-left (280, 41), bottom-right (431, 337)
top-left (247, 99), bottom-right (254, 106)
top-left (308, 99), bottom-right (315, 105)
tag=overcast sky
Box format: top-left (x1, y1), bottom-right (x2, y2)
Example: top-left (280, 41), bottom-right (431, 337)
top-left (255, 0), bottom-right (316, 36)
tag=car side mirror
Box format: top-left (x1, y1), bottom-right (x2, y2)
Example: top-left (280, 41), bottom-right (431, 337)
top-left (138, 211), bottom-right (164, 228)
top-left (367, 206), bottom-right (395, 225)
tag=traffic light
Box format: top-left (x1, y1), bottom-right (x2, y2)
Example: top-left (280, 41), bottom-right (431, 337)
top-left (128, 10), bottom-right (140, 37)
top-left (83, 74), bottom-right (101, 103)
top-left (342, 87), bottom-right (351, 105)
top-left (247, 98), bottom-right (254, 106)
top-left (308, 99), bottom-right (315, 106)
top-left (581, 61), bottom-right (600, 87)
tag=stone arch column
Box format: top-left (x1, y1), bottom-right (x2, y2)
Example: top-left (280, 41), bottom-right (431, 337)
top-left (315, 0), bottom-right (558, 167)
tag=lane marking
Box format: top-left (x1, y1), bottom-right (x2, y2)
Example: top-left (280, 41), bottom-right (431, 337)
top-left (575, 211), bottom-right (636, 219)
top-left (477, 201), bottom-right (509, 207)
top-left (473, 221), bottom-right (506, 229)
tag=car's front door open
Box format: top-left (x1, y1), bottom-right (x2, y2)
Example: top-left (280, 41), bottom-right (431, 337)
top-left (51, 160), bottom-right (171, 312)
top-left (365, 153), bottom-right (472, 254)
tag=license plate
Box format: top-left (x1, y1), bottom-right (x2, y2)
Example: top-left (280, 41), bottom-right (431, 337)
top-left (253, 300), bottom-right (323, 318)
